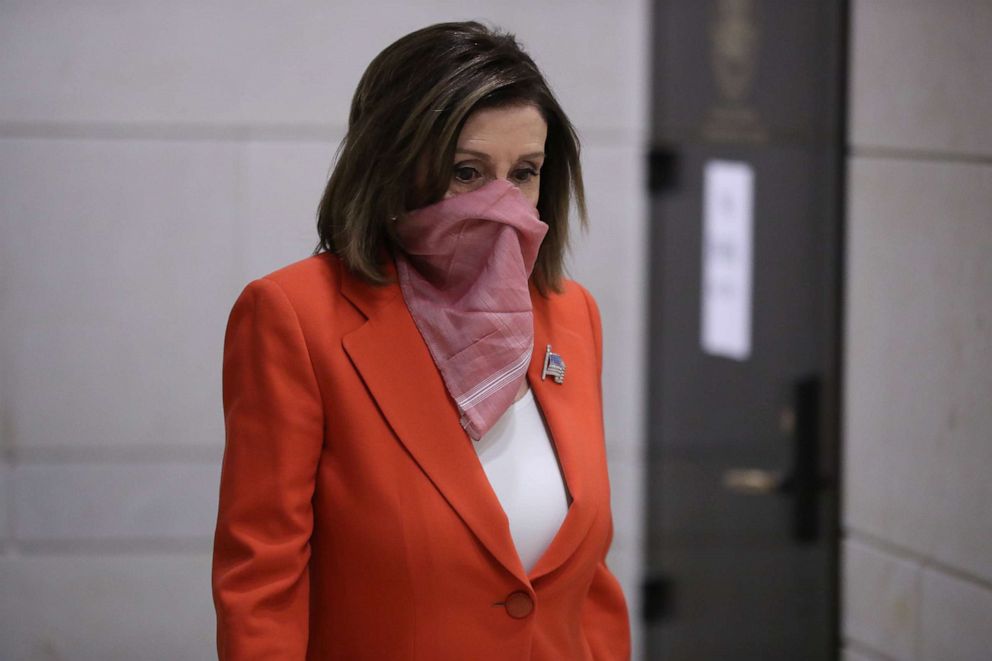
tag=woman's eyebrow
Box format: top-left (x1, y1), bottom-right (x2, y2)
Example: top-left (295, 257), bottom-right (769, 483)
top-left (454, 149), bottom-right (545, 161)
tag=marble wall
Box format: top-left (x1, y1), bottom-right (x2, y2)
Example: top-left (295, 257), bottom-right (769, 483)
top-left (842, 1), bottom-right (992, 659)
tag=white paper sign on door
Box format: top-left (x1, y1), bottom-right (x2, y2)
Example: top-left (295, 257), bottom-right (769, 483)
top-left (700, 160), bottom-right (754, 361)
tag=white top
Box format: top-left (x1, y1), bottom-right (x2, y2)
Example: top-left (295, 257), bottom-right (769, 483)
top-left (473, 387), bottom-right (570, 573)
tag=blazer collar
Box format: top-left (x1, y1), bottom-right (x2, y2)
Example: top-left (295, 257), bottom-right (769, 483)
top-left (523, 280), bottom-right (600, 581)
top-left (339, 257), bottom-right (598, 585)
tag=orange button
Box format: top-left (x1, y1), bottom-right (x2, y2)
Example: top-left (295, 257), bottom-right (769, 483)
top-left (504, 590), bottom-right (534, 618)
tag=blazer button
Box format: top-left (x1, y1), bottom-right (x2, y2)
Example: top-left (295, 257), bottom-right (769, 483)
top-left (504, 590), bottom-right (534, 619)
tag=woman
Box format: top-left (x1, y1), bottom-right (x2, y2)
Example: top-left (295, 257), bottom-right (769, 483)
top-left (212, 21), bottom-right (630, 660)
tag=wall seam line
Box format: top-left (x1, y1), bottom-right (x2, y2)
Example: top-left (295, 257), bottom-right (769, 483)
top-left (845, 525), bottom-right (992, 593)
top-left (849, 144), bottom-right (992, 166)
top-left (843, 636), bottom-right (899, 661)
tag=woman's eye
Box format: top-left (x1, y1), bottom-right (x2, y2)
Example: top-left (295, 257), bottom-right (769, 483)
top-left (453, 165), bottom-right (480, 183)
top-left (512, 167), bottom-right (539, 183)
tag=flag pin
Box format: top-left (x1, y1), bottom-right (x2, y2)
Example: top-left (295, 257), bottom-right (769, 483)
top-left (541, 344), bottom-right (566, 384)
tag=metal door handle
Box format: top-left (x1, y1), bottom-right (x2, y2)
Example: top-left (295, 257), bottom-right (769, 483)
top-left (720, 376), bottom-right (824, 543)
top-left (722, 468), bottom-right (787, 494)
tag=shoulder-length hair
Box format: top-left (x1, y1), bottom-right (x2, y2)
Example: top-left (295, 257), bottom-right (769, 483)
top-left (314, 21), bottom-right (586, 295)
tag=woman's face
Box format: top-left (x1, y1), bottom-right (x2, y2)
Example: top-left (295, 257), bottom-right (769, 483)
top-left (446, 103), bottom-right (548, 207)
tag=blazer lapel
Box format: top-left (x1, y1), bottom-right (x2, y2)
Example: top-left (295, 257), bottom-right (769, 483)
top-left (339, 262), bottom-right (529, 585)
top-left (526, 283), bottom-right (599, 581)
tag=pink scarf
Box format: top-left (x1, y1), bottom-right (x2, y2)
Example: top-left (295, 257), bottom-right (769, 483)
top-left (394, 179), bottom-right (549, 440)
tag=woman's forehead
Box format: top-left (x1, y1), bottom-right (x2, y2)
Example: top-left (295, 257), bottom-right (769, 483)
top-left (456, 105), bottom-right (548, 154)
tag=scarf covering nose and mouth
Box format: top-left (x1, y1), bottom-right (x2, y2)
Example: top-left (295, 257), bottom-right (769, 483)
top-left (393, 179), bottom-right (549, 441)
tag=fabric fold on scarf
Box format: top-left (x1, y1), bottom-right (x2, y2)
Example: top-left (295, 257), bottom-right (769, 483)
top-left (394, 179), bottom-right (549, 440)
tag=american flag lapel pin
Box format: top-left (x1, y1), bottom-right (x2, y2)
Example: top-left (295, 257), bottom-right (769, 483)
top-left (541, 344), bottom-right (566, 384)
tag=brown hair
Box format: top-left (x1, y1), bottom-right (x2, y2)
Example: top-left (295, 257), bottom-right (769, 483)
top-left (314, 21), bottom-right (586, 295)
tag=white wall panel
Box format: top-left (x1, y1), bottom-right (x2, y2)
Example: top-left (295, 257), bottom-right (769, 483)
top-left (0, 463), bottom-right (8, 544)
top-left (920, 567), bottom-right (992, 661)
top-left (13, 463), bottom-right (218, 543)
top-left (606, 455), bottom-right (644, 555)
top-left (842, 537), bottom-right (920, 660)
top-left (844, 156), bottom-right (992, 583)
top-left (0, 138), bottom-right (239, 454)
top-left (841, 647), bottom-right (880, 661)
top-left (0, 0), bottom-right (647, 136)
top-left (0, 554), bottom-right (215, 660)
top-left (850, 0), bottom-right (992, 157)
top-left (240, 138), bottom-right (341, 282)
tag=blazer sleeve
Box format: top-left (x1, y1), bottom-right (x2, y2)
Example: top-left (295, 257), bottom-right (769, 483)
top-left (212, 277), bottom-right (324, 660)
top-left (578, 285), bottom-right (633, 660)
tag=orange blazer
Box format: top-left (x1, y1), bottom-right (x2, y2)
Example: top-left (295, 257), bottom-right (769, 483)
top-left (212, 252), bottom-right (630, 660)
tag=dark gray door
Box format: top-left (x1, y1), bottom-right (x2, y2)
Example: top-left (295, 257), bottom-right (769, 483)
top-left (643, 1), bottom-right (845, 659)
